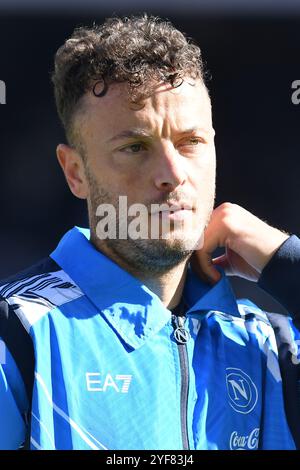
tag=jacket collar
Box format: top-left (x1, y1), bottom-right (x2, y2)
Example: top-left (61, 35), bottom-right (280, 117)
top-left (50, 226), bottom-right (240, 349)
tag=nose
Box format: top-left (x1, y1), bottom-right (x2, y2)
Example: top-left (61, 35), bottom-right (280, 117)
top-left (153, 143), bottom-right (187, 192)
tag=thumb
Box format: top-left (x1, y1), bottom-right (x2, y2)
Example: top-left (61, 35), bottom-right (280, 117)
top-left (212, 254), bottom-right (232, 273)
top-left (191, 251), bottom-right (222, 285)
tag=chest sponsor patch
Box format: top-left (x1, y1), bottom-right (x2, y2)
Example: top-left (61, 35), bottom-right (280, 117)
top-left (229, 428), bottom-right (260, 450)
top-left (86, 373), bottom-right (132, 393)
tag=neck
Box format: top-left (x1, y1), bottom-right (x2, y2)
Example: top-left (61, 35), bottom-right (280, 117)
top-left (137, 262), bottom-right (189, 310)
top-left (90, 235), bottom-right (189, 310)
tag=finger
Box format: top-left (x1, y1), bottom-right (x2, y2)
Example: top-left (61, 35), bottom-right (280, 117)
top-left (191, 251), bottom-right (221, 285)
top-left (212, 254), bottom-right (233, 275)
top-left (194, 215), bottom-right (223, 260)
top-left (191, 230), bottom-right (222, 284)
top-left (198, 223), bottom-right (222, 256)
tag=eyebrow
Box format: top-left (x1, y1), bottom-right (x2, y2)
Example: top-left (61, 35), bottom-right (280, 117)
top-left (107, 126), bottom-right (209, 144)
top-left (107, 129), bottom-right (152, 144)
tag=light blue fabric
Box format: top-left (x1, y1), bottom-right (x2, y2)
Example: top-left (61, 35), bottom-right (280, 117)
top-left (0, 347), bottom-right (28, 449)
top-left (0, 226), bottom-right (297, 449)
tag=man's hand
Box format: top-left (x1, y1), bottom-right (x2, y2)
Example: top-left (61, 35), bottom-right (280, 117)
top-left (191, 202), bottom-right (290, 284)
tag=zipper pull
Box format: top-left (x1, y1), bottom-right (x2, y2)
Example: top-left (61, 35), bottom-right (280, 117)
top-left (172, 315), bottom-right (191, 344)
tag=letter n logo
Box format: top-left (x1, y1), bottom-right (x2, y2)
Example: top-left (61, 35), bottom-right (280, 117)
top-left (226, 368), bottom-right (258, 414)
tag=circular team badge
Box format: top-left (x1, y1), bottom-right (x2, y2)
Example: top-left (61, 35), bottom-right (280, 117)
top-left (174, 326), bottom-right (191, 344)
top-left (226, 368), bottom-right (258, 414)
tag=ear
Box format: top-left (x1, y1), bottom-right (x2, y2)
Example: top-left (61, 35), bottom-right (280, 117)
top-left (56, 144), bottom-right (89, 199)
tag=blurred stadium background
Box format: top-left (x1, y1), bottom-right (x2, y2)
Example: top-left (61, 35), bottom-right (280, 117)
top-left (0, 0), bottom-right (299, 313)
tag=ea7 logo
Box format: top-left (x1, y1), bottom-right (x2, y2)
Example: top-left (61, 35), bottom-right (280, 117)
top-left (226, 368), bottom-right (258, 414)
top-left (86, 373), bottom-right (132, 393)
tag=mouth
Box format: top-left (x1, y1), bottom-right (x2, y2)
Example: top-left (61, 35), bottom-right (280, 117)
top-left (149, 203), bottom-right (195, 223)
top-left (162, 208), bottom-right (193, 220)
top-left (150, 202), bottom-right (194, 215)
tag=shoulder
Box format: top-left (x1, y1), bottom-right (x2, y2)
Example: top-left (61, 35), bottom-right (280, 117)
top-left (236, 298), bottom-right (300, 353)
top-left (0, 257), bottom-right (84, 332)
top-left (236, 298), bottom-right (276, 328)
top-left (204, 297), bottom-right (298, 356)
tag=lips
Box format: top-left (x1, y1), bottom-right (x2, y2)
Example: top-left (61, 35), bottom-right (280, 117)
top-left (150, 202), bottom-right (193, 215)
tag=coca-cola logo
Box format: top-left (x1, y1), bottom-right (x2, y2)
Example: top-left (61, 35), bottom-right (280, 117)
top-left (229, 428), bottom-right (260, 450)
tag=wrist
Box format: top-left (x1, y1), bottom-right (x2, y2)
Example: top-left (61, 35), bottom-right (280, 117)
top-left (229, 226), bottom-right (290, 274)
top-left (258, 229), bottom-right (290, 271)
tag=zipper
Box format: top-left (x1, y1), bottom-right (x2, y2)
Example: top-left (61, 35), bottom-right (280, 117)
top-left (172, 312), bottom-right (191, 450)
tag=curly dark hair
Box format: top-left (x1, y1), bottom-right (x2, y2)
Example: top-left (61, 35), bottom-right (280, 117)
top-left (52, 14), bottom-right (206, 151)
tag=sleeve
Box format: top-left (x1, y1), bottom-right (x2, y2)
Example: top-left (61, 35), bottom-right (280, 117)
top-left (266, 312), bottom-right (300, 449)
top-left (258, 235), bottom-right (300, 322)
top-left (0, 343), bottom-right (28, 449)
top-left (0, 298), bottom-right (32, 449)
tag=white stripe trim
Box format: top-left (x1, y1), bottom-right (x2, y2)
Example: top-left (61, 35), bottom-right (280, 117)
top-left (77, 422), bottom-right (109, 450)
top-left (5, 270), bottom-right (84, 331)
top-left (31, 412), bottom-right (56, 449)
top-left (30, 437), bottom-right (43, 450)
top-left (1, 273), bottom-right (51, 298)
top-left (35, 372), bottom-right (108, 450)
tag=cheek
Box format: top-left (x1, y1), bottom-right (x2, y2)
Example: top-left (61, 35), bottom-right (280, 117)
top-left (116, 163), bottom-right (151, 196)
top-left (102, 168), bottom-right (147, 201)
top-left (90, 158), bottom-right (130, 194)
top-left (104, 153), bottom-right (147, 187)
top-left (190, 155), bottom-right (216, 194)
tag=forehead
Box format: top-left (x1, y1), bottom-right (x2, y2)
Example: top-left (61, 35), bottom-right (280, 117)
top-left (77, 79), bottom-right (212, 140)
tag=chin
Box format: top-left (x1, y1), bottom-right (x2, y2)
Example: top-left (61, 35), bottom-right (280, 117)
top-left (156, 236), bottom-right (200, 254)
top-left (161, 227), bottom-right (204, 250)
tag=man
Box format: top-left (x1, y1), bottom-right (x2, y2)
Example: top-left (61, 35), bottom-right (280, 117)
top-left (0, 14), bottom-right (300, 450)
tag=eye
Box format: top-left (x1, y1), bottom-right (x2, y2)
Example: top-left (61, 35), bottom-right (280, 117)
top-left (185, 137), bottom-right (204, 146)
top-left (177, 136), bottom-right (206, 152)
top-left (120, 142), bottom-right (147, 154)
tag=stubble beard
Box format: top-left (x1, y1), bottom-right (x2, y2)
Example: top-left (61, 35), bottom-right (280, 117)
top-left (86, 173), bottom-right (214, 276)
